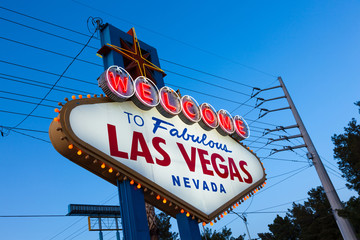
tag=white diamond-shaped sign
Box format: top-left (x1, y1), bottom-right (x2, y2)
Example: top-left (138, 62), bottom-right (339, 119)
top-left (49, 97), bottom-right (265, 222)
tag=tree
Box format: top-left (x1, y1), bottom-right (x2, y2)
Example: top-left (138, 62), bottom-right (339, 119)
top-left (258, 187), bottom-right (341, 240)
top-left (156, 212), bottom-right (179, 240)
top-left (290, 187), bottom-right (341, 240)
top-left (332, 101), bottom-right (360, 194)
top-left (201, 226), bottom-right (245, 240)
top-left (338, 195), bottom-right (360, 238)
top-left (332, 100), bottom-right (360, 238)
top-left (258, 215), bottom-right (298, 240)
top-left (201, 226), bottom-right (232, 240)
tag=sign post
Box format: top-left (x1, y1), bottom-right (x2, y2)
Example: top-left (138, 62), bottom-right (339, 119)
top-left (117, 179), bottom-right (150, 240)
top-left (177, 213), bottom-right (201, 240)
top-left (98, 24), bottom-right (165, 240)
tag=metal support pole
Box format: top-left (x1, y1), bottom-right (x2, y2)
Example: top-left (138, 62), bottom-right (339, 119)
top-left (278, 77), bottom-right (357, 240)
top-left (231, 211), bottom-right (251, 240)
top-left (117, 179), bottom-right (150, 240)
top-left (176, 213), bottom-right (201, 240)
top-left (99, 24), bottom-right (154, 240)
top-left (243, 218), bottom-right (251, 240)
top-left (115, 217), bottom-right (121, 240)
top-left (268, 134), bottom-right (302, 143)
top-left (99, 217), bottom-right (104, 240)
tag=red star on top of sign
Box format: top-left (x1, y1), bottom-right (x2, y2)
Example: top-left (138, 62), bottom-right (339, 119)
top-left (98, 28), bottom-right (166, 83)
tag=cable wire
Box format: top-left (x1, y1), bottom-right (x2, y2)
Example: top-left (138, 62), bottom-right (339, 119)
top-left (0, 95), bottom-right (56, 108)
top-left (0, 109), bottom-right (52, 120)
top-left (0, 6), bottom-right (98, 39)
top-left (70, 0), bottom-right (277, 78)
top-left (160, 58), bottom-right (256, 88)
top-left (0, 74), bottom-right (94, 95)
top-left (11, 129), bottom-right (51, 143)
top-left (257, 166), bottom-right (312, 195)
top-left (0, 17), bottom-right (98, 50)
top-left (0, 36), bottom-right (102, 67)
top-left (8, 27), bottom-right (97, 130)
top-left (165, 69), bottom-right (252, 97)
top-left (0, 60), bottom-right (97, 86)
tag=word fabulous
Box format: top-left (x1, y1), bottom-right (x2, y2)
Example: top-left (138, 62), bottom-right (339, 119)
top-left (98, 65), bottom-right (250, 141)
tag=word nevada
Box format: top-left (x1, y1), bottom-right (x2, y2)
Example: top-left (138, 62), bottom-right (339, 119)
top-left (98, 65), bottom-right (250, 141)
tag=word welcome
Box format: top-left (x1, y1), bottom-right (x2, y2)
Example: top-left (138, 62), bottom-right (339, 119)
top-left (98, 65), bottom-right (250, 141)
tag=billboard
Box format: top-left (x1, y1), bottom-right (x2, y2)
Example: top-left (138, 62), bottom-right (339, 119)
top-left (49, 65), bottom-right (266, 224)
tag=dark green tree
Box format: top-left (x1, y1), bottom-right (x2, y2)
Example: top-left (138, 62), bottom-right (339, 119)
top-left (257, 232), bottom-right (275, 240)
top-left (156, 212), bottom-right (179, 240)
top-left (332, 101), bottom-right (360, 194)
top-left (332, 100), bottom-right (360, 238)
top-left (258, 187), bottom-right (341, 240)
top-left (290, 187), bottom-right (341, 240)
top-left (258, 215), bottom-right (298, 240)
top-left (201, 226), bottom-right (232, 240)
top-left (201, 226), bottom-right (244, 240)
top-left (338, 196), bottom-right (360, 237)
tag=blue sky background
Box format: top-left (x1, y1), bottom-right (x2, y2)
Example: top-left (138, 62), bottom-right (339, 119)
top-left (0, 0), bottom-right (359, 239)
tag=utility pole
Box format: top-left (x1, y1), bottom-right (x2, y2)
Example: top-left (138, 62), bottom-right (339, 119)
top-left (232, 211), bottom-right (252, 240)
top-left (279, 77), bottom-right (357, 240)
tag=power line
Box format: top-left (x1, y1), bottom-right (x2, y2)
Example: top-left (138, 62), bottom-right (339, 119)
top-left (249, 146), bottom-right (274, 151)
top-left (245, 119), bottom-right (278, 127)
top-left (1, 58), bottom-right (259, 103)
top-left (47, 192), bottom-right (118, 240)
top-left (230, 97), bottom-right (255, 114)
top-left (245, 186), bottom-right (348, 214)
top-left (257, 166), bottom-right (312, 195)
top-left (320, 155), bottom-right (339, 170)
top-left (160, 58), bottom-right (256, 89)
top-left (0, 16), bottom-right (98, 50)
top-left (323, 164), bottom-right (342, 177)
top-left (0, 14), bottom-right (269, 92)
top-left (71, 0), bottom-right (277, 78)
top-left (63, 225), bottom-right (89, 240)
top-left (242, 211), bottom-right (288, 214)
top-left (11, 129), bottom-right (51, 143)
top-left (267, 166), bottom-right (311, 180)
top-left (0, 95), bottom-right (56, 108)
top-left (1, 12), bottom-right (271, 92)
top-left (47, 218), bottom-right (86, 240)
top-left (0, 109), bottom-right (52, 120)
top-left (0, 36), bottom-right (102, 67)
top-left (0, 90), bottom-right (59, 103)
top-left (165, 69), bottom-right (252, 97)
top-left (166, 83), bottom-right (255, 107)
top-left (0, 74), bottom-right (93, 95)
top-left (1, 69), bottom-right (258, 112)
top-left (0, 60), bottom-right (97, 86)
top-left (0, 18), bottom-right (281, 107)
top-left (0, 6), bottom-right (98, 39)
top-left (327, 171), bottom-right (346, 182)
top-left (0, 214), bottom-right (65, 218)
top-left (9, 26), bottom-right (97, 129)
top-left (260, 157), bottom-right (309, 163)
top-left (0, 126), bottom-right (48, 133)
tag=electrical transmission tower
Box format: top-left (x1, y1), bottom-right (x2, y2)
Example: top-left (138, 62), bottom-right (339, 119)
top-left (251, 77), bottom-right (357, 240)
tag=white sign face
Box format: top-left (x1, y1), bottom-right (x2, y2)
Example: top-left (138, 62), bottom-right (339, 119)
top-left (68, 100), bottom-right (264, 216)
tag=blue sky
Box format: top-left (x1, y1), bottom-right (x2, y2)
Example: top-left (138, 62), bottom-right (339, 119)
top-left (0, 0), bottom-right (359, 239)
